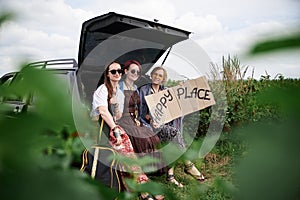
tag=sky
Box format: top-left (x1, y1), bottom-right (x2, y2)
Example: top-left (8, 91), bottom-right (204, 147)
top-left (0, 0), bottom-right (299, 79)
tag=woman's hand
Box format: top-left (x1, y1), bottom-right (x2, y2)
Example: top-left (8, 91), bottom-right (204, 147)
top-left (134, 118), bottom-right (141, 126)
top-left (115, 136), bottom-right (122, 146)
top-left (150, 118), bottom-right (159, 129)
top-left (152, 121), bottom-right (160, 129)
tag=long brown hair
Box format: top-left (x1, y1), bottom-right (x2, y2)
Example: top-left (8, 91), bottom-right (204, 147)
top-left (104, 61), bottom-right (119, 101)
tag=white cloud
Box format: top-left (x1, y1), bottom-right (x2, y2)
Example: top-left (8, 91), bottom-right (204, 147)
top-left (0, 0), bottom-right (299, 78)
top-left (4, 0), bottom-right (94, 35)
top-left (120, 0), bottom-right (177, 23)
top-left (0, 22), bottom-right (77, 73)
top-left (82, 0), bottom-right (177, 23)
top-left (174, 12), bottom-right (225, 37)
top-left (0, 0), bottom-right (95, 75)
top-left (192, 19), bottom-right (300, 79)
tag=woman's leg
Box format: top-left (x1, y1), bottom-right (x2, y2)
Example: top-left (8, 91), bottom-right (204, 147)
top-left (184, 160), bottom-right (205, 182)
top-left (167, 166), bottom-right (184, 188)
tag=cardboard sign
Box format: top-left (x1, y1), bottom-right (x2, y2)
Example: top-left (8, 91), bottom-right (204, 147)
top-left (144, 76), bottom-right (215, 124)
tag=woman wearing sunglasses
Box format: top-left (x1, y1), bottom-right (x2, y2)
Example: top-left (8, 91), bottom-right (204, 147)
top-left (139, 66), bottom-right (205, 186)
top-left (90, 62), bottom-right (165, 200)
top-left (118, 60), bottom-right (167, 177)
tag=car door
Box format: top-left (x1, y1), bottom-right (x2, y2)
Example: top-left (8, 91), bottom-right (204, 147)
top-left (77, 12), bottom-right (191, 106)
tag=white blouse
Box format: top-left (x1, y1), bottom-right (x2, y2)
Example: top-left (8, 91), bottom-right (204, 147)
top-left (91, 84), bottom-right (124, 118)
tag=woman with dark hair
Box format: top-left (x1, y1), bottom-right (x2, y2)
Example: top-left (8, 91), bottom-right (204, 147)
top-left (89, 62), bottom-right (165, 200)
top-left (91, 62), bottom-right (124, 124)
top-left (118, 60), bottom-right (167, 175)
top-left (139, 66), bottom-right (205, 185)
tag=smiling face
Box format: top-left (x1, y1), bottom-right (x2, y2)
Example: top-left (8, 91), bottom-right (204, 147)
top-left (107, 62), bottom-right (122, 83)
top-left (125, 63), bottom-right (141, 82)
top-left (151, 68), bottom-right (165, 85)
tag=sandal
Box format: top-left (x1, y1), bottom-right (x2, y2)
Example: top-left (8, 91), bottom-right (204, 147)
top-left (154, 195), bottom-right (165, 200)
top-left (184, 162), bottom-right (205, 182)
top-left (139, 193), bottom-right (164, 200)
top-left (167, 174), bottom-right (184, 188)
top-left (139, 193), bottom-right (155, 200)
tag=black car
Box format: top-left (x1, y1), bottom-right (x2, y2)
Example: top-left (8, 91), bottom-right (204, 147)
top-left (0, 12), bottom-right (190, 113)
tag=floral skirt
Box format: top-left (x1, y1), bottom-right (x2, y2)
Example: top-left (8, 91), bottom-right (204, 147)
top-left (109, 125), bottom-right (149, 184)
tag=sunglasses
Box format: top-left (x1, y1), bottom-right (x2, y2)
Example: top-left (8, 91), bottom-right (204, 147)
top-left (109, 69), bottom-right (123, 75)
top-left (130, 69), bottom-right (140, 75)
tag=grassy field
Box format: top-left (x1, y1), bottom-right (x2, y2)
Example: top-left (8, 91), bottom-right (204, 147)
top-left (1, 60), bottom-right (300, 200)
top-left (149, 151), bottom-right (236, 200)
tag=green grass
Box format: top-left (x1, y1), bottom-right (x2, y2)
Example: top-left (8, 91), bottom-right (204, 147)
top-left (2, 66), bottom-right (300, 199)
top-left (148, 136), bottom-right (242, 200)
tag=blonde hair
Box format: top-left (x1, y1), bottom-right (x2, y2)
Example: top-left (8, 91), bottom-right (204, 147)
top-left (150, 66), bottom-right (167, 84)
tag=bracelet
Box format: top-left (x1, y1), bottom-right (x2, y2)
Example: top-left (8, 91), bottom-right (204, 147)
top-left (111, 125), bottom-right (120, 138)
top-left (113, 126), bottom-right (121, 138)
top-left (114, 130), bottom-right (121, 138)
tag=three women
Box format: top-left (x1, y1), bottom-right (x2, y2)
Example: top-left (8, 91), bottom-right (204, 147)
top-left (87, 60), bottom-right (205, 198)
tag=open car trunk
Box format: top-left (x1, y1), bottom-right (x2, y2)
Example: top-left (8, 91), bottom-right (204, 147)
top-left (77, 12), bottom-right (190, 105)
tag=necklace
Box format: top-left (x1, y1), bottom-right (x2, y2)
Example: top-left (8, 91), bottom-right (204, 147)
top-left (151, 84), bottom-right (160, 93)
top-left (124, 80), bottom-right (135, 90)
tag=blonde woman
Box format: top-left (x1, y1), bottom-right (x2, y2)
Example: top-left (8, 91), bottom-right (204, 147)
top-left (139, 66), bottom-right (205, 186)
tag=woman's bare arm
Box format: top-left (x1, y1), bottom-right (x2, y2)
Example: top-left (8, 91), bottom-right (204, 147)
top-left (98, 106), bottom-right (117, 129)
top-left (98, 105), bottom-right (122, 145)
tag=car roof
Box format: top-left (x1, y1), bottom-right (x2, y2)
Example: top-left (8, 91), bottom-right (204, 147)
top-left (0, 59), bottom-right (77, 87)
top-left (0, 72), bottom-right (17, 85)
top-left (26, 58), bottom-right (78, 70)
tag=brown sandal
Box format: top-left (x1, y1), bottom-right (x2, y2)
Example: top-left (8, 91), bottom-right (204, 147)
top-left (167, 174), bottom-right (184, 188)
top-left (140, 193), bottom-right (164, 200)
top-left (140, 193), bottom-right (155, 200)
top-left (184, 163), bottom-right (205, 182)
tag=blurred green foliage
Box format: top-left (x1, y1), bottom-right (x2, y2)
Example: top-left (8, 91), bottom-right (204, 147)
top-left (163, 50), bottom-right (300, 199)
top-left (1, 10), bottom-right (300, 200)
top-left (0, 63), bottom-right (169, 200)
top-left (234, 84), bottom-right (300, 200)
top-left (249, 32), bottom-right (300, 54)
top-left (0, 66), bottom-right (103, 200)
top-left (0, 11), bottom-right (14, 26)
top-left (196, 55), bottom-right (300, 137)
